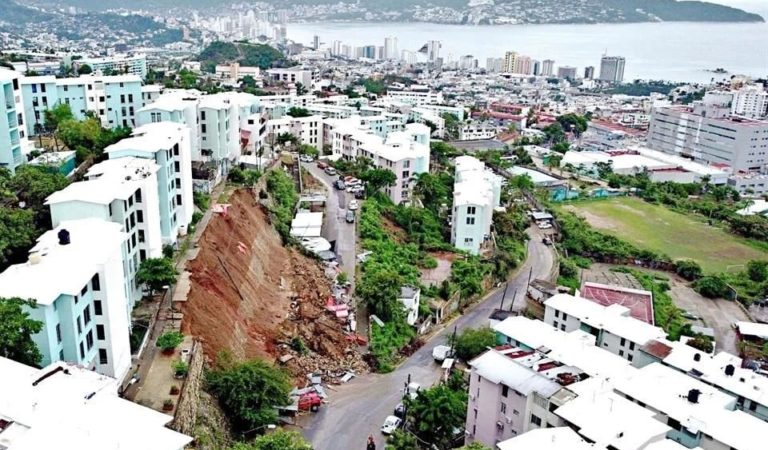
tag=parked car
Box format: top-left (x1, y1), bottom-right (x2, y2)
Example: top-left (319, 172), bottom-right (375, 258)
top-left (537, 222), bottom-right (553, 229)
top-left (325, 167), bottom-right (337, 176)
top-left (335, 180), bottom-right (346, 190)
top-left (432, 345), bottom-right (453, 362)
top-left (348, 200), bottom-right (360, 210)
top-left (316, 161), bottom-right (328, 169)
top-left (406, 382), bottom-right (421, 400)
top-left (394, 402), bottom-right (406, 418)
top-left (682, 311), bottom-right (701, 320)
top-left (542, 237), bottom-right (552, 246)
top-left (299, 154), bottom-right (314, 163)
top-left (346, 210), bottom-right (356, 223)
top-left (381, 416), bottom-right (402, 435)
top-left (354, 190), bottom-right (366, 200)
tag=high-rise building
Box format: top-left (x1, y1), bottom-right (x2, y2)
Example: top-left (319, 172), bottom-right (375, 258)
top-left (532, 60), bottom-right (541, 76)
top-left (515, 55), bottom-right (532, 75)
top-left (419, 40), bottom-right (441, 62)
top-left (486, 57), bottom-right (504, 73)
top-left (0, 69), bottom-right (28, 172)
top-left (402, 50), bottom-right (418, 65)
top-left (332, 40), bottom-right (342, 56)
top-left (542, 59), bottom-right (555, 77)
top-left (503, 51), bottom-right (519, 73)
top-left (78, 54), bottom-right (148, 79)
top-left (584, 66), bottom-right (595, 79)
top-left (312, 35), bottom-right (320, 50)
top-left (599, 55), bottom-right (626, 83)
top-left (557, 66), bottom-right (578, 80)
top-left (732, 85), bottom-right (768, 118)
top-left (459, 55), bottom-right (478, 70)
top-left (384, 37), bottom-right (398, 60)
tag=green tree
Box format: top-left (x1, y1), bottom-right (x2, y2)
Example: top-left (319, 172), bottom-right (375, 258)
top-left (206, 359), bottom-right (292, 432)
top-left (77, 64), bottom-right (92, 75)
top-left (450, 257), bottom-right (488, 299)
top-left (747, 260), bottom-right (768, 283)
top-left (551, 141), bottom-right (570, 154)
top-left (136, 258), bottom-right (178, 294)
top-left (556, 113), bottom-right (589, 136)
top-left (360, 168), bottom-right (397, 197)
top-left (287, 107), bottom-right (311, 118)
top-left (459, 444), bottom-right (491, 450)
top-left (275, 132), bottom-right (297, 146)
top-left (686, 334), bottom-right (714, 353)
top-left (441, 113), bottom-right (461, 140)
top-left (10, 165), bottom-right (69, 229)
top-left (156, 331), bottom-right (184, 351)
top-left (542, 122), bottom-right (566, 144)
top-left (232, 430), bottom-right (312, 450)
top-left (675, 260), bottom-right (703, 281)
top-left (0, 298), bottom-right (43, 366)
top-left (450, 326), bottom-right (496, 361)
top-left (386, 430), bottom-right (417, 450)
top-left (0, 206), bottom-right (38, 264)
top-left (295, 82), bottom-right (308, 96)
top-left (43, 103), bottom-right (74, 133)
top-left (357, 266), bottom-right (405, 321)
top-left (407, 383), bottom-right (467, 449)
top-left (546, 154), bottom-right (563, 172)
top-left (695, 276), bottom-right (729, 299)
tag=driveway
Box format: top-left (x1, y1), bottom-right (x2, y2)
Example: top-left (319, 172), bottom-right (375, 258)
top-left (302, 227), bottom-right (555, 450)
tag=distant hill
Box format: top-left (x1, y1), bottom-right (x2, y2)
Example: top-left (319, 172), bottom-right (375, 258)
top-left (24, 0), bottom-right (766, 23)
top-left (198, 42), bottom-right (289, 73)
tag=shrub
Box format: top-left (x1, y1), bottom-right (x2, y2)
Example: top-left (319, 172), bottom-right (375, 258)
top-left (193, 192), bottom-right (211, 211)
top-left (686, 335), bottom-right (714, 353)
top-left (695, 276), bottom-right (729, 299)
top-left (173, 359), bottom-right (189, 377)
top-left (157, 331), bottom-right (184, 351)
top-left (290, 336), bottom-right (309, 355)
top-left (191, 211), bottom-right (204, 226)
top-left (675, 260), bottom-right (703, 281)
top-left (450, 327), bottom-right (496, 361)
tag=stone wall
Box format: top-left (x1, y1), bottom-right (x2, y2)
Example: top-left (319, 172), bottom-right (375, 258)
top-left (171, 339), bottom-right (205, 436)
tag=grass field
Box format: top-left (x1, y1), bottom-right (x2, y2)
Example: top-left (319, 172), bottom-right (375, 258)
top-left (562, 197), bottom-right (767, 273)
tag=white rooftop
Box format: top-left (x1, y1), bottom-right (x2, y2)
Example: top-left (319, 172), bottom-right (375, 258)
top-left (469, 349), bottom-right (563, 399)
top-left (0, 357), bottom-right (191, 450)
top-left (509, 166), bottom-right (559, 184)
top-left (106, 122), bottom-right (186, 155)
top-left (0, 219), bottom-right (126, 305)
top-left (545, 294), bottom-right (666, 344)
top-left (736, 321), bottom-right (768, 340)
top-left (496, 427), bottom-right (602, 450)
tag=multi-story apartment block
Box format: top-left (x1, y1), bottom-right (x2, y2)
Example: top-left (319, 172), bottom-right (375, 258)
top-left (386, 87), bottom-right (444, 106)
top-left (0, 69), bottom-right (28, 172)
top-left (78, 53), bottom-right (148, 79)
top-left (459, 123), bottom-right (497, 141)
top-left (266, 114), bottom-right (323, 149)
top-left (105, 123), bottom-right (193, 244)
top-left (46, 157), bottom-right (163, 309)
top-left (543, 294), bottom-right (666, 363)
top-left (265, 68), bottom-right (313, 88)
top-left (0, 356), bottom-right (191, 449)
top-left (141, 84), bottom-right (163, 106)
top-left (21, 74), bottom-right (143, 134)
top-left (137, 90), bottom-right (200, 153)
top-left (451, 156), bottom-right (502, 255)
top-left (731, 85), bottom-right (768, 119)
top-left (599, 55), bottom-right (626, 83)
top-left (0, 219), bottom-right (132, 378)
top-left (648, 104), bottom-right (768, 171)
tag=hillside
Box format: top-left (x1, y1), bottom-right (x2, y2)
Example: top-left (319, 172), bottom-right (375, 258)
top-left (198, 41), bottom-right (288, 73)
top-left (29, 0), bottom-right (765, 23)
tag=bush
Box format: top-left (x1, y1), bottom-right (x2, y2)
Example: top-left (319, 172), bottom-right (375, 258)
top-left (290, 336), bottom-right (308, 355)
top-left (157, 331), bottom-right (184, 351)
top-left (695, 276), bottom-right (729, 299)
top-left (675, 260), bottom-right (703, 281)
top-left (450, 327), bottom-right (496, 361)
top-left (173, 359), bottom-right (189, 377)
top-left (193, 192), bottom-right (211, 211)
top-left (686, 335), bottom-right (714, 353)
top-left (191, 211), bottom-right (204, 226)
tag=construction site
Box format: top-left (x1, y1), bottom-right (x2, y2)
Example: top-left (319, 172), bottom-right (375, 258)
top-left (181, 187), bottom-right (367, 379)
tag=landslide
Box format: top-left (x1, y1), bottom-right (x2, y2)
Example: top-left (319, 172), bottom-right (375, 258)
top-left (182, 188), bottom-right (365, 376)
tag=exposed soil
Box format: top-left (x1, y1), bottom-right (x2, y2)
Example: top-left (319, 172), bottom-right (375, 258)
top-left (182, 189), bottom-right (366, 378)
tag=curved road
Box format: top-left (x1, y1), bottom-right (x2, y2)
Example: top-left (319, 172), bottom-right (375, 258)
top-left (302, 224), bottom-right (555, 450)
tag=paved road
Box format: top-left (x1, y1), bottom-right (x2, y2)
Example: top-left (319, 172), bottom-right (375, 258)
top-left (302, 227), bottom-right (555, 450)
top-left (303, 162), bottom-right (357, 292)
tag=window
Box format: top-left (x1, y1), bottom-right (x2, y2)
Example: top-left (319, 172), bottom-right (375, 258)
top-left (177, 194), bottom-right (183, 206)
top-left (56, 324), bottom-right (62, 343)
top-left (464, 237), bottom-right (473, 245)
top-left (120, 94), bottom-right (125, 103)
top-left (201, 124), bottom-right (207, 133)
top-left (555, 310), bottom-right (560, 318)
top-left (501, 403), bottom-right (507, 414)
top-left (175, 178), bottom-right (181, 189)
top-left (628, 354), bottom-right (634, 362)
top-left (91, 274), bottom-right (100, 291)
top-left (86, 331), bottom-right (94, 350)
top-left (467, 206), bottom-right (476, 215)
top-left (560, 324), bottom-right (565, 331)
top-left (99, 349), bottom-right (108, 365)
top-left (135, 189), bottom-right (142, 203)
top-left (96, 325), bottom-right (105, 340)
top-left (128, 196), bottom-right (134, 207)
top-left (619, 350), bottom-right (625, 357)
top-left (200, 111), bottom-right (206, 120)
top-left (108, 203), bottom-right (113, 216)
top-left (174, 161), bottom-right (180, 173)
top-left (32, 84), bottom-right (38, 93)
top-left (77, 317), bottom-right (82, 334)
top-left (94, 300), bottom-right (103, 316)
top-left (140, 249), bottom-right (147, 262)
top-left (138, 230), bottom-right (145, 243)
top-left (629, 342), bottom-right (635, 351)
top-left (81, 285), bottom-right (88, 296)
top-left (502, 385), bottom-right (509, 398)
top-left (137, 210), bottom-right (144, 223)
top-left (530, 414), bottom-right (542, 427)
top-left (128, 94), bottom-right (133, 103)
top-left (79, 342), bottom-right (85, 359)
top-left (466, 217), bottom-right (475, 225)
top-left (83, 304), bottom-right (91, 325)
top-left (620, 338), bottom-right (626, 347)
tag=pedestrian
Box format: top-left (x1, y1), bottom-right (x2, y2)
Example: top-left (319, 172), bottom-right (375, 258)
top-left (366, 434), bottom-right (376, 450)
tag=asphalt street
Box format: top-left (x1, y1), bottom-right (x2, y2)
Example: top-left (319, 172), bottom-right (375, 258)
top-left (302, 220), bottom-right (555, 450)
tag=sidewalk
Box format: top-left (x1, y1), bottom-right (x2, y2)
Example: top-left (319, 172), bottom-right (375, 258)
top-left (120, 182), bottom-right (227, 400)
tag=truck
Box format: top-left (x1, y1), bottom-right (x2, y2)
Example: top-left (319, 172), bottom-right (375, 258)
top-left (432, 345), bottom-right (453, 363)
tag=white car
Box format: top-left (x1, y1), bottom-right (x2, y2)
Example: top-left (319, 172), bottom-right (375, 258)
top-left (348, 200), bottom-right (360, 210)
top-left (381, 415), bottom-right (402, 435)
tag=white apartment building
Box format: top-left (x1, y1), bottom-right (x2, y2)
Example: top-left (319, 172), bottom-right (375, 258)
top-left (21, 74), bottom-right (143, 134)
top-left (648, 103), bottom-right (768, 171)
top-left (599, 55), bottom-right (626, 83)
top-left (105, 123), bottom-right (194, 244)
top-left (386, 87), bottom-right (444, 106)
top-left (78, 53), bottom-right (148, 79)
top-left (399, 286), bottom-right (421, 326)
top-left (543, 294), bottom-right (666, 363)
top-left (0, 68), bottom-right (29, 172)
top-left (266, 114), bottom-right (323, 149)
top-left (0, 220), bottom-right (132, 378)
top-left (451, 156), bottom-right (502, 255)
top-left (141, 84), bottom-right (163, 106)
top-left (732, 85), bottom-right (768, 119)
top-left (266, 68), bottom-right (313, 88)
top-left (459, 123), bottom-right (498, 141)
top-left (0, 357), bottom-right (191, 449)
top-left (46, 157), bottom-right (164, 309)
top-left (214, 63), bottom-right (260, 83)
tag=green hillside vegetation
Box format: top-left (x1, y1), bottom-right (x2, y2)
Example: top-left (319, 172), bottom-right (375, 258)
top-left (199, 41), bottom-right (287, 73)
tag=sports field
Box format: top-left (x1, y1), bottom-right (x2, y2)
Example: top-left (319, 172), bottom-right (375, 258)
top-left (562, 197), bottom-right (767, 273)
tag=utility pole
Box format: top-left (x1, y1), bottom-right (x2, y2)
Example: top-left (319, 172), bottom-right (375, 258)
top-left (509, 288), bottom-right (518, 312)
top-left (526, 266), bottom-right (534, 286)
top-left (499, 281), bottom-right (509, 310)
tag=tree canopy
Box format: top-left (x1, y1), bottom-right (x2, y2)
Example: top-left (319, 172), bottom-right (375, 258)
top-left (0, 297), bottom-right (43, 366)
top-left (136, 257), bottom-right (178, 294)
top-left (360, 168), bottom-right (397, 196)
top-left (231, 430), bottom-right (312, 450)
top-left (450, 326), bottom-right (496, 361)
top-left (406, 381), bottom-right (468, 449)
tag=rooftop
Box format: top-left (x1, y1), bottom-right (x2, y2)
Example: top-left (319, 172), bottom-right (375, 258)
top-left (580, 281), bottom-right (654, 325)
top-left (497, 427), bottom-right (601, 450)
top-left (0, 219), bottom-right (126, 305)
top-left (0, 357), bottom-right (191, 450)
top-left (106, 122), bottom-right (186, 155)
